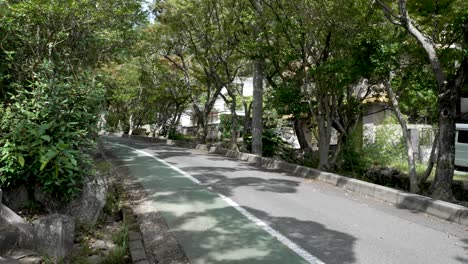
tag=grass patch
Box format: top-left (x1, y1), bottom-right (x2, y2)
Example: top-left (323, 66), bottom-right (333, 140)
top-left (94, 157), bottom-right (112, 172)
top-left (100, 246), bottom-right (129, 264)
top-left (101, 214), bottom-right (130, 264)
top-left (385, 159), bottom-right (468, 182)
top-left (387, 160), bottom-right (432, 177)
top-left (103, 186), bottom-right (122, 220)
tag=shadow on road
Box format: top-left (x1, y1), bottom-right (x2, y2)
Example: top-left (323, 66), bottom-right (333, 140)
top-left (183, 166), bottom-right (300, 195)
top-left (243, 206), bottom-right (357, 264)
top-left (150, 194), bottom-right (357, 264)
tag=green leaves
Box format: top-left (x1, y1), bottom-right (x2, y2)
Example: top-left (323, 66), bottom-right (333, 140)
top-left (0, 0), bottom-right (146, 103)
top-left (40, 149), bottom-right (57, 171)
top-left (40, 135), bottom-right (51, 142)
top-left (0, 62), bottom-right (103, 200)
top-left (17, 155), bottom-right (25, 167)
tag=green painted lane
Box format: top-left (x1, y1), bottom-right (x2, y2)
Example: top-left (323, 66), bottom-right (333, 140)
top-left (106, 141), bottom-right (311, 264)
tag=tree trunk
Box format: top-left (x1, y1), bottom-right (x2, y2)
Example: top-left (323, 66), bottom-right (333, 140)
top-left (420, 131), bottom-right (439, 184)
top-left (431, 90), bottom-right (456, 200)
top-left (196, 113), bottom-right (208, 144)
top-left (243, 101), bottom-right (252, 139)
top-left (294, 118), bottom-right (310, 150)
top-left (252, 58), bottom-right (264, 155)
top-left (128, 114), bottom-right (134, 136)
top-left (98, 113), bottom-right (106, 132)
top-left (230, 94), bottom-right (239, 150)
top-left (251, 0), bottom-right (263, 156)
top-left (317, 95), bottom-right (332, 171)
top-left (384, 72), bottom-right (419, 193)
top-left (117, 120), bottom-right (123, 133)
top-left (168, 104), bottom-right (181, 136)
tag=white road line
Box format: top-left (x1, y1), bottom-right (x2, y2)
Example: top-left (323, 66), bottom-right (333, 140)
top-left (112, 142), bottom-right (201, 184)
top-left (217, 193), bottom-right (325, 264)
top-left (110, 141), bottom-right (325, 264)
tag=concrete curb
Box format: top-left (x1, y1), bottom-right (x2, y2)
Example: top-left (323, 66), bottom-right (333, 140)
top-left (124, 208), bottom-right (151, 264)
top-left (116, 135), bottom-right (468, 227)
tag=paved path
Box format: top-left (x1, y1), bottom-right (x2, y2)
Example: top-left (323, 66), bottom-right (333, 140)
top-left (104, 137), bottom-right (468, 264)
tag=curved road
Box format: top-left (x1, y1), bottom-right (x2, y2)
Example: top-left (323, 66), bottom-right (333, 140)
top-left (104, 136), bottom-right (468, 264)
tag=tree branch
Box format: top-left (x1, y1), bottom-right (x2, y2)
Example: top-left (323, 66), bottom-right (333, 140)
top-left (374, 0), bottom-right (403, 26)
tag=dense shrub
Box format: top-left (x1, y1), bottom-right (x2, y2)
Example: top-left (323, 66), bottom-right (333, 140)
top-left (362, 166), bottom-right (410, 190)
top-left (219, 114), bottom-right (244, 139)
top-left (363, 118), bottom-right (406, 167)
top-left (244, 128), bottom-right (286, 157)
top-left (166, 131), bottom-right (195, 142)
top-left (337, 127), bottom-right (370, 176)
top-left (0, 67), bottom-right (104, 200)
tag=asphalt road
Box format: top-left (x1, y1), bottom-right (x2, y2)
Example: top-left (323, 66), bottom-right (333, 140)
top-left (104, 136), bottom-right (468, 264)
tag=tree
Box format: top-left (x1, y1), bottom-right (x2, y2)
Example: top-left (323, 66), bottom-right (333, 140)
top-left (0, 0), bottom-right (146, 199)
top-left (384, 71), bottom-right (419, 192)
top-left (155, 0), bottom-right (245, 143)
top-left (102, 59), bottom-right (151, 135)
top-left (255, 0), bottom-right (374, 170)
top-left (376, 0), bottom-right (467, 200)
top-left (0, 0), bottom-right (145, 101)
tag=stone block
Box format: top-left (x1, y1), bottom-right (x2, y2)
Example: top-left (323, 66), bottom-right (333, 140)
top-left (239, 153), bottom-right (250, 161)
top-left (128, 231), bottom-right (141, 242)
top-left (271, 160), bottom-right (282, 170)
top-left (316, 172), bottom-right (340, 185)
top-left (425, 200), bottom-right (462, 221)
top-left (457, 209), bottom-right (468, 226)
top-left (277, 161), bottom-right (296, 173)
top-left (208, 147), bottom-right (217, 154)
top-left (33, 214), bottom-right (75, 259)
top-left (225, 150), bottom-right (239, 158)
top-left (129, 240), bottom-right (144, 251)
top-left (341, 178), bottom-right (376, 197)
top-left (219, 148), bottom-right (228, 154)
top-left (260, 157), bottom-right (275, 168)
top-left (293, 166), bottom-right (311, 178)
top-left (0, 204), bottom-right (34, 248)
top-left (396, 193), bottom-right (429, 212)
top-left (0, 225), bottom-right (19, 254)
top-left (130, 249), bottom-right (147, 262)
top-left (195, 144), bottom-right (209, 151)
top-left (302, 168), bottom-right (323, 180)
top-left (2, 185), bottom-right (29, 212)
top-left (59, 175), bottom-right (108, 225)
top-left (373, 186), bottom-right (399, 204)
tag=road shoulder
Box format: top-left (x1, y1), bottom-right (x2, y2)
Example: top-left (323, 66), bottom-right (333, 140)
top-left (101, 142), bottom-right (190, 264)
